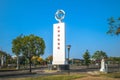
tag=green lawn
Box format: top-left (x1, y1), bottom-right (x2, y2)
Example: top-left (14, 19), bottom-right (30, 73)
top-left (105, 72), bottom-right (120, 78)
top-left (7, 72), bottom-right (120, 80)
top-left (16, 74), bottom-right (85, 80)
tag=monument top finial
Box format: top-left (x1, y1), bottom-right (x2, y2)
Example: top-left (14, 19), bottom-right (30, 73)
top-left (55, 9), bottom-right (65, 23)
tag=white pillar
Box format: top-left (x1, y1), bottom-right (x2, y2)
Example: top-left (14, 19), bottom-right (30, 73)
top-left (52, 22), bottom-right (66, 65)
top-left (100, 58), bottom-right (105, 72)
top-left (1, 55), bottom-right (4, 67)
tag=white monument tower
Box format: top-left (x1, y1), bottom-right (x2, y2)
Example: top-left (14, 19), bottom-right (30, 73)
top-left (52, 10), bottom-right (68, 70)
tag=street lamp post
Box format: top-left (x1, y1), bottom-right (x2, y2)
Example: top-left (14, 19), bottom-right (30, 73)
top-left (67, 45), bottom-right (71, 74)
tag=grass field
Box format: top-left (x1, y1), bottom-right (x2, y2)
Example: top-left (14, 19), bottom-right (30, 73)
top-left (15, 74), bottom-right (85, 80)
top-left (4, 72), bottom-right (120, 80)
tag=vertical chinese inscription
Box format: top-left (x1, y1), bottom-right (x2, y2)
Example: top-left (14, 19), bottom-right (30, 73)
top-left (57, 26), bottom-right (60, 50)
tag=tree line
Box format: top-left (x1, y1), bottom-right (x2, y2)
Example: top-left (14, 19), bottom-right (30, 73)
top-left (83, 50), bottom-right (120, 67)
top-left (82, 16), bottom-right (120, 67)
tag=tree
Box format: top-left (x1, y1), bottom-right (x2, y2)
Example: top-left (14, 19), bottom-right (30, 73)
top-left (37, 57), bottom-right (44, 65)
top-left (107, 17), bottom-right (120, 35)
top-left (22, 34), bottom-right (45, 72)
top-left (31, 56), bottom-right (38, 65)
top-left (92, 51), bottom-right (107, 68)
top-left (12, 35), bottom-right (23, 69)
top-left (108, 57), bottom-right (120, 64)
top-left (19, 56), bottom-right (26, 65)
top-left (6, 54), bottom-right (12, 65)
top-left (12, 34), bottom-right (46, 72)
top-left (0, 50), bottom-right (7, 67)
top-left (32, 56), bottom-right (44, 65)
top-left (0, 50), bottom-right (12, 67)
top-left (92, 50), bottom-right (107, 61)
top-left (45, 55), bottom-right (53, 64)
top-left (22, 34), bottom-right (45, 56)
top-left (83, 50), bottom-right (91, 67)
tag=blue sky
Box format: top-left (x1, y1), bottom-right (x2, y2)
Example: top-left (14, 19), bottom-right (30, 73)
top-left (0, 0), bottom-right (120, 59)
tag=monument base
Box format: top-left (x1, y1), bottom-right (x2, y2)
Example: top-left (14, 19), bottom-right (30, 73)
top-left (51, 64), bottom-right (69, 70)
